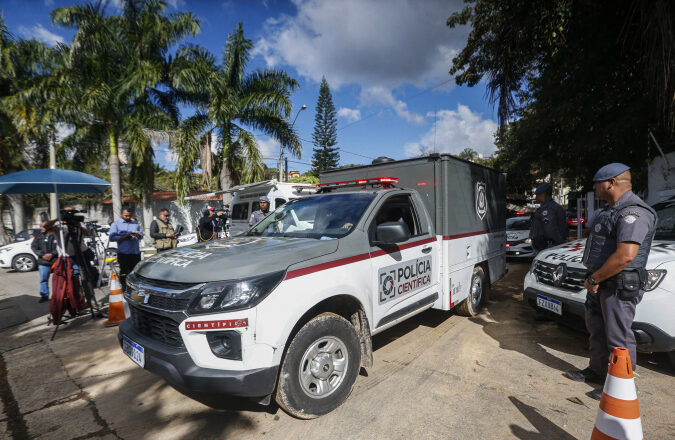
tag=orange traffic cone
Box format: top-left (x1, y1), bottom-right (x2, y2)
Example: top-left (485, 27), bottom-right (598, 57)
top-left (591, 347), bottom-right (643, 440)
top-left (104, 273), bottom-right (127, 327)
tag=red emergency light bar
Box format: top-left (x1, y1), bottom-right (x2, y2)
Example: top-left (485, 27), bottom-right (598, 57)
top-left (317, 177), bottom-right (399, 188)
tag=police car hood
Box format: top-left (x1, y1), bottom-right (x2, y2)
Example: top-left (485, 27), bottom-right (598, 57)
top-left (133, 236), bottom-right (338, 283)
top-left (535, 239), bottom-right (675, 269)
top-left (506, 229), bottom-right (530, 241)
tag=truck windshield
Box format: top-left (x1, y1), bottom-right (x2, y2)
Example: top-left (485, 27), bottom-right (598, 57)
top-left (653, 200), bottom-right (675, 241)
top-left (247, 193), bottom-right (376, 239)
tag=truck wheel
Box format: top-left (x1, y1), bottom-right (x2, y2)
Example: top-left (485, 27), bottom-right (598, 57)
top-left (275, 313), bottom-right (361, 419)
top-left (456, 266), bottom-right (486, 317)
top-left (12, 253), bottom-right (36, 272)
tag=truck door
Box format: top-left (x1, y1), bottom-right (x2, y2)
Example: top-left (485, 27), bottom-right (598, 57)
top-left (369, 193), bottom-right (440, 330)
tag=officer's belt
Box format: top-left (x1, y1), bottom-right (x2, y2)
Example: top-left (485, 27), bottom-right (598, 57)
top-left (599, 269), bottom-right (647, 290)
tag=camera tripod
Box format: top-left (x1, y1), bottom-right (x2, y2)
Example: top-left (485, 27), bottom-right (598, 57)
top-left (50, 224), bottom-right (104, 340)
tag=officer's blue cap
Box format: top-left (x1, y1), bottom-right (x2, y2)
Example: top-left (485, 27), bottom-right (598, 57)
top-left (592, 163), bottom-right (630, 182)
top-left (534, 183), bottom-right (552, 195)
top-left (259, 196), bottom-right (270, 202)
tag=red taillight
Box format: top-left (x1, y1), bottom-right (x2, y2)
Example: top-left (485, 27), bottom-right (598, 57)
top-left (417, 182), bottom-right (427, 186)
top-left (516, 211), bottom-right (525, 215)
top-left (506, 243), bottom-right (510, 247)
top-left (31, 234), bottom-right (35, 237)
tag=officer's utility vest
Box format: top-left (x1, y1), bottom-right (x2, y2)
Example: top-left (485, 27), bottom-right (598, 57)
top-left (155, 219), bottom-right (177, 250)
top-left (582, 191), bottom-right (656, 271)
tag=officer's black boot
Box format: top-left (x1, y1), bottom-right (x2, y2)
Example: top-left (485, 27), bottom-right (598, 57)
top-left (564, 367), bottom-right (605, 384)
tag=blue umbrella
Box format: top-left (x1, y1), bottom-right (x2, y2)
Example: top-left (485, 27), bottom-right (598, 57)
top-left (0, 168), bottom-right (111, 257)
top-left (0, 168), bottom-right (110, 194)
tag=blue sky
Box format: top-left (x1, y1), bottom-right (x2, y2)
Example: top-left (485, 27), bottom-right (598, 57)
top-left (2, 0), bottom-right (497, 174)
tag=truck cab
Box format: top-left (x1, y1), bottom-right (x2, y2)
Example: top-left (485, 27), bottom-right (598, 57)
top-left (118, 155), bottom-right (506, 418)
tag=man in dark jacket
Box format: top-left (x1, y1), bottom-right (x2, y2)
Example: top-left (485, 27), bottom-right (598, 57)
top-left (31, 220), bottom-right (58, 303)
top-left (197, 206), bottom-right (216, 242)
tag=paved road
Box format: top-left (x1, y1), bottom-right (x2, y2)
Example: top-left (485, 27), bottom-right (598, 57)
top-left (0, 264), bottom-right (673, 439)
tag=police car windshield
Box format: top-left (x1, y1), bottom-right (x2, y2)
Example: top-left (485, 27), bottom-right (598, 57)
top-left (247, 193), bottom-right (376, 239)
top-left (653, 201), bottom-right (675, 241)
top-left (506, 217), bottom-right (531, 230)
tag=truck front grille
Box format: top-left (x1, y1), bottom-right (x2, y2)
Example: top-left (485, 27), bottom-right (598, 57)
top-left (147, 295), bottom-right (192, 311)
top-left (130, 307), bottom-right (184, 348)
top-left (534, 261), bottom-right (586, 292)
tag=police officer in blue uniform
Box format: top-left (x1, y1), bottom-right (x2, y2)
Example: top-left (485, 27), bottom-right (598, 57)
top-left (530, 183), bottom-right (568, 255)
top-left (249, 196), bottom-right (271, 228)
top-left (565, 163), bottom-right (656, 399)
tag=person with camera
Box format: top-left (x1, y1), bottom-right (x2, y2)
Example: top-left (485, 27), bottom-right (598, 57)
top-left (109, 208), bottom-right (143, 289)
top-left (150, 208), bottom-right (177, 253)
top-left (31, 220), bottom-right (58, 303)
top-left (197, 206), bottom-right (216, 242)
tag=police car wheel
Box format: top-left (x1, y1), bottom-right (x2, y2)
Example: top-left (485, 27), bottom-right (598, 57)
top-left (456, 266), bottom-right (486, 317)
top-left (12, 253), bottom-right (36, 272)
top-left (275, 312), bottom-right (361, 419)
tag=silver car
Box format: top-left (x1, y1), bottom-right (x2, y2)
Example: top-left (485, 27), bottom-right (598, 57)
top-left (506, 216), bottom-right (534, 258)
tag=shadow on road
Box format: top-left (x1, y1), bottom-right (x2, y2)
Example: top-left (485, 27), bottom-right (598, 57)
top-left (508, 396), bottom-right (577, 440)
top-left (0, 294), bottom-right (49, 330)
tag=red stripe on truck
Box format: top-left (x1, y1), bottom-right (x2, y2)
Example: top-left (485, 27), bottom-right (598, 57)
top-left (443, 228), bottom-right (505, 240)
top-left (284, 237), bottom-right (438, 280)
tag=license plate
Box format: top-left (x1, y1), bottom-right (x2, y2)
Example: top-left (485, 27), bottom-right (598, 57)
top-left (122, 335), bottom-right (145, 368)
top-left (536, 294), bottom-right (562, 315)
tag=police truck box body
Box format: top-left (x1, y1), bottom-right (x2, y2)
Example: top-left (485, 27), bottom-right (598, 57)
top-left (118, 154), bottom-right (506, 418)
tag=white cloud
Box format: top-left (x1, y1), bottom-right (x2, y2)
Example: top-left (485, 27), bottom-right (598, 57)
top-left (254, 0), bottom-right (468, 89)
top-left (360, 86), bottom-right (425, 125)
top-left (164, 149), bottom-right (178, 166)
top-left (18, 24), bottom-right (64, 47)
top-left (404, 104), bottom-right (498, 158)
top-left (44, 0), bottom-right (55, 6)
top-left (256, 136), bottom-right (280, 160)
top-left (54, 123), bottom-right (75, 143)
top-left (164, 0), bottom-right (186, 8)
top-left (337, 107), bottom-right (361, 123)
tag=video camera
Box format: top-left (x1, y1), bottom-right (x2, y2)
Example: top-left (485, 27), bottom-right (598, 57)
top-left (61, 208), bottom-right (86, 224)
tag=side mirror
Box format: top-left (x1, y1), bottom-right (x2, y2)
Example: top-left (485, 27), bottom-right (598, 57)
top-left (374, 221), bottom-right (410, 245)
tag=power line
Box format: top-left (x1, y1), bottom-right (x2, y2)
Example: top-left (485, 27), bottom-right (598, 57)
top-left (297, 136), bottom-right (375, 160)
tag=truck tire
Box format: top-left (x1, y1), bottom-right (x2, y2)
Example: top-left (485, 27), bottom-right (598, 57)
top-left (275, 312), bottom-right (361, 419)
top-left (12, 253), bottom-right (37, 272)
top-left (456, 266), bottom-right (486, 317)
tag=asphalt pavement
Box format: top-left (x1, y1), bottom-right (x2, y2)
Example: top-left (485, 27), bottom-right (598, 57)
top-left (0, 263), bottom-right (673, 440)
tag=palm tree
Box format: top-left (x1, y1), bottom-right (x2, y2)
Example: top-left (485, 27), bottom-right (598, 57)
top-left (51, 0), bottom-right (200, 222)
top-left (173, 23), bottom-right (301, 204)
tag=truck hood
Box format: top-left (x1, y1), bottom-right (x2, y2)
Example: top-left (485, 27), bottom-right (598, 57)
top-left (133, 236), bottom-right (339, 283)
top-left (535, 239), bottom-right (675, 269)
top-left (506, 230), bottom-right (530, 241)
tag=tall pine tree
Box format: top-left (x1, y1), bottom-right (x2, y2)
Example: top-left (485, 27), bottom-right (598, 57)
top-left (311, 77), bottom-right (340, 175)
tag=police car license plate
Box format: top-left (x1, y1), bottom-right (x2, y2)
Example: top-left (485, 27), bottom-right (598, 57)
top-left (122, 335), bottom-right (145, 368)
top-left (536, 294), bottom-right (562, 315)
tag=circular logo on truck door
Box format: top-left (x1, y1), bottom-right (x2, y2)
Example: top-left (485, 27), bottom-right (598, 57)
top-left (476, 182), bottom-right (487, 220)
top-left (382, 274), bottom-right (395, 296)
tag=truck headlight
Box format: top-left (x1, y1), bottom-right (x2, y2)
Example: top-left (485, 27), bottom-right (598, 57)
top-left (188, 270), bottom-right (286, 315)
top-left (645, 269), bottom-right (666, 291)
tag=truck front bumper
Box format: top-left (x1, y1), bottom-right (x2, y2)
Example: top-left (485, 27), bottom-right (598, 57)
top-left (118, 320), bottom-right (278, 398)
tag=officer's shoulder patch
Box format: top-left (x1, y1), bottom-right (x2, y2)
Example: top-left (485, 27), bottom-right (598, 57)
top-left (542, 210), bottom-right (548, 216)
top-left (623, 215), bottom-right (637, 224)
top-left (620, 209), bottom-right (642, 218)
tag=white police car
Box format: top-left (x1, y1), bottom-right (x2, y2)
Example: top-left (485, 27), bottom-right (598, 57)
top-left (0, 238), bottom-right (38, 272)
top-left (523, 197), bottom-right (675, 362)
top-left (506, 216), bottom-right (534, 258)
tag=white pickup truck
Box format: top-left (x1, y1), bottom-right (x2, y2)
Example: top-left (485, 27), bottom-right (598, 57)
top-left (119, 154), bottom-right (507, 418)
top-left (523, 196), bottom-right (675, 363)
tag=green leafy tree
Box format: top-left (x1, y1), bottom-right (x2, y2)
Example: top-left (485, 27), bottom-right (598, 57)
top-left (51, 0), bottom-right (200, 220)
top-left (310, 77), bottom-right (340, 175)
top-left (447, 1), bottom-right (674, 192)
top-left (288, 173), bottom-right (319, 185)
top-left (457, 147), bottom-right (479, 162)
top-left (173, 23), bottom-right (301, 204)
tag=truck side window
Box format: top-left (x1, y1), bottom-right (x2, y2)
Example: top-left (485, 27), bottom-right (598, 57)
top-left (231, 203), bottom-right (249, 220)
top-left (371, 195), bottom-right (422, 238)
top-left (252, 201), bottom-right (260, 212)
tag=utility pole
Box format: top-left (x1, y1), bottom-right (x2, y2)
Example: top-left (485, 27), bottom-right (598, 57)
top-left (280, 105), bottom-right (306, 182)
top-left (49, 130), bottom-right (58, 218)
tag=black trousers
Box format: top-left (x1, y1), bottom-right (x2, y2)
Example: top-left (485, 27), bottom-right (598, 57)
top-left (117, 252), bottom-right (141, 290)
top-left (585, 285), bottom-right (643, 374)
